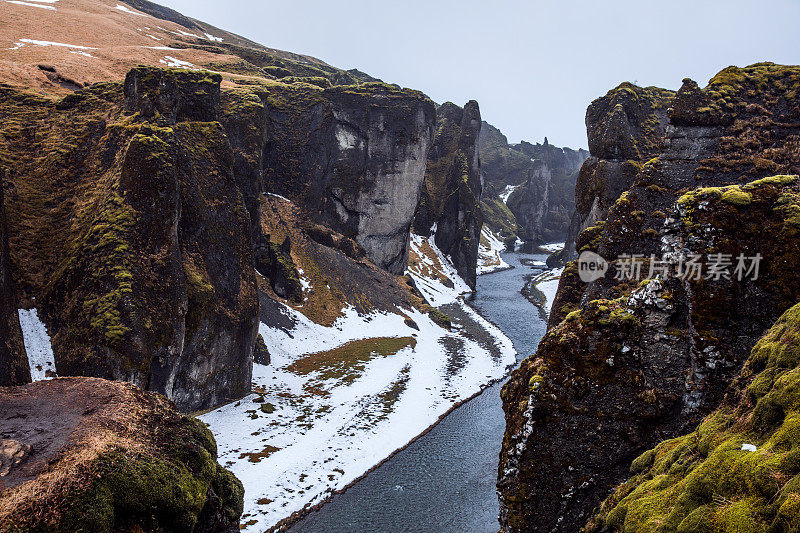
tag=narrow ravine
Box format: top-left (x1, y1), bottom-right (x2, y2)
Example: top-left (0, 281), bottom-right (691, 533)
top-left (289, 251), bottom-right (551, 532)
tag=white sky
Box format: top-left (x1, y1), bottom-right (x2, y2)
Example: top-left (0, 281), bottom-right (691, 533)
top-left (158, 0), bottom-right (800, 148)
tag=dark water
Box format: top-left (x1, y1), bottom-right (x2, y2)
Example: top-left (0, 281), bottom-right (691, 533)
top-left (288, 252), bottom-right (548, 533)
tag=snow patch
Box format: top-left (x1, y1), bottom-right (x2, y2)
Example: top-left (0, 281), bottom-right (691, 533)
top-left (5, 0), bottom-right (56, 10)
top-left (114, 3), bottom-right (147, 16)
top-left (204, 33), bottom-right (223, 42)
top-left (159, 56), bottom-right (196, 69)
top-left (201, 300), bottom-right (515, 532)
top-left (741, 443), bottom-right (757, 452)
top-left (530, 267), bottom-right (563, 314)
top-left (539, 241), bottom-right (565, 253)
top-left (69, 50), bottom-right (97, 58)
top-left (18, 38), bottom-right (97, 50)
top-left (499, 184), bottom-right (521, 204)
top-left (18, 309), bottom-right (56, 381)
top-left (478, 226), bottom-right (510, 275)
top-left (407, 234), bottom-right (471, 306)
top-left (266, 192), bottom-right (291, 203)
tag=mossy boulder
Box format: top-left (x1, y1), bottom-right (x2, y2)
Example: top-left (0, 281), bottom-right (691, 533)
top-left (0, 377), bottom-right (243, 532)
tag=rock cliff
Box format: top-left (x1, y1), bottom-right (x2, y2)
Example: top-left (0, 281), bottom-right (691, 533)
top-left (506, 140), bottom-right (588, 245)
top-left (498, 63), bottom-right (800, 532)
top-left (1, 68), bottom-right (258, 413)
top-left (414, 101), bottom-right (483, 289)
top-left (0, 377), bottom-right (243, 532)
top-left (0, 171), bottom-right (29, 387)
top-left (563, 82), bottom-right (674, 261)
top-left (478, 122), bottom-right (587, 249)
top-left (260, 82), bottom-right (436, 275)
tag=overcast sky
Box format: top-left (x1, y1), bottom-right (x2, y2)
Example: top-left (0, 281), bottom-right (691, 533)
top-left (158, 0), bottom-right (799, 149)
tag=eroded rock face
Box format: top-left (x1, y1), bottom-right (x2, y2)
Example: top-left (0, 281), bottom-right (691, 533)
top-left (0, 173), bottom-right (29, 387)
top-left (498, 63), bottom-right (800, 532)
top-left (0, 377), bottom-right (243, 532)
top-left (563, 83), bottom-right (675, 262)
top-left (414, 101), bottom-right (483, 289)
top-left (1, 68), bottom-right (257, 413)
top-left (261, 82), bottom-right (436, 274)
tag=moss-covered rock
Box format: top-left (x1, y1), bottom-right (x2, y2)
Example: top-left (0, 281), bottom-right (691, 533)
top-left (586, 302), bottom-right (800, 532)
top-left (0, 169), bottom-right (29, 386)
top-left (0, 377), bottom-right (243, 532)
top-left (499, 63), bottom-right (800, 533)
top-left (0, 69), bottom-right (257, 413)
top-left (413, 101), bottom-right (483, 289)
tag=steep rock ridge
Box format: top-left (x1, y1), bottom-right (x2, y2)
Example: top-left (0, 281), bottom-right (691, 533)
top-left (0, 68), bottom-right (258, 413)
top-left (506, 140), bottom-right (588, 245)
top-left (0, 171), bottom-right (29, 386)
top-left (562, 83), bottom-right (675, 262)
top-left (0, 377), bottom-right (243, 532)
top-left (498, 63), bottom-right (800, 532)
top-left (259, 82), bottom-right (436, 274)
top-left (479, 121), bottom-right (533, 192)
top-left (414, 101), bottom-right (483, 289)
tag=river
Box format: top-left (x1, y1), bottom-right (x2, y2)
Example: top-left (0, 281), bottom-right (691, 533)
top-left (288, 251), bottom-right (550, 533)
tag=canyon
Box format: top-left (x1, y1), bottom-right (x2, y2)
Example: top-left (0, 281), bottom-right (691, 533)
top-left (0, 1), bottom-right (798, 532)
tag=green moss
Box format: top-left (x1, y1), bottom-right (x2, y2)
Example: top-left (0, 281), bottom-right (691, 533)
top-left (720, 187), bottom-right (753, 206)
top-left (742, 174), bottom-right (799, 190)
top-left (428, 308), bottom-right (452, 330)
top-left (587, 302), bottom-right (800, 532)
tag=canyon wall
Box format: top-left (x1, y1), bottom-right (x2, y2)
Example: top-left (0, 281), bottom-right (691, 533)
top-left (506, 140), bottom-right (588, 245)
top-left (562, 83), bottom-right (674, 261)
top-left (260, 82), bottom-right (436, 275)
top-left (0, 171), bottom-right (29, 386)
top-left (499, 63), bottom-right (800, 532)
top-left (478, 122), bottom-right (587, 249)
top-left (414, 101), bottom-right (483, 289)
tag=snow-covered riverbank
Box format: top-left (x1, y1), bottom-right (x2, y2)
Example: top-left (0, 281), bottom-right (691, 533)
top-left (200, 235), bottom-right (516, 532)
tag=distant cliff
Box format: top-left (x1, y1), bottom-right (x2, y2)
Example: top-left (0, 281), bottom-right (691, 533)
top-left (506, 140), bottom-right (588, 246)
top-left (498, 63), bottom-right (800, 532)
top-left (478, 122), bottom-right (587, 249)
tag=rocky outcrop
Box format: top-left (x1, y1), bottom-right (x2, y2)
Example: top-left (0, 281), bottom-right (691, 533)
top-left (506, 140), bottom-right (588, 245)
top-left (478, 121), bottom-right (532, 192)
top-left (562, 83), bottom-right (675, 261)
top-left (586, 281), bottom-right (800, 532)
top-left (0, 377), bottom-right (243, 532)
top-left (0, 171), bottom-right (29, 387)
top-left (260, 82), bottom-right (435, 275)
top-left (413, 101), bottom-right (483, 289)
top-left (0, 68), bottom-right (258, 413)
top-left (498, 63), bottom-right (800, 532)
